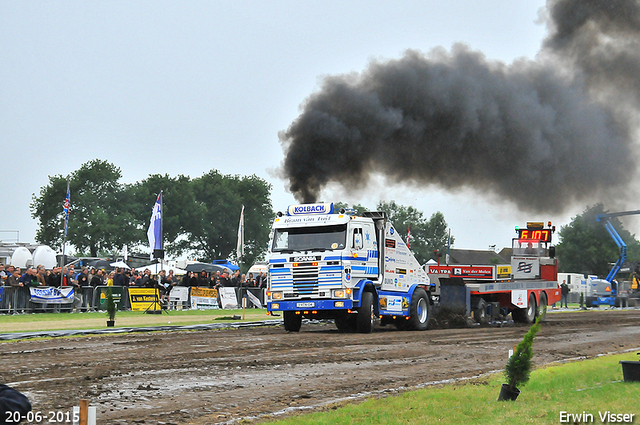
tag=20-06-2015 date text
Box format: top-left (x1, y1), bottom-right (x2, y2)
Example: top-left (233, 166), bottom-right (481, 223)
top-left (5, 410), bottom-right (79, 423)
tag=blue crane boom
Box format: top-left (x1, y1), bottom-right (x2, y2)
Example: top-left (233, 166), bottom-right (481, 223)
top-left (596, 210), bottom-right (640, 283)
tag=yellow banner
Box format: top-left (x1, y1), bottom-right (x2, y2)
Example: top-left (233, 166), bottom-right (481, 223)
top-left (190, 287), bottom-right (218, 298)
top-left (497, 265), bottom-right (512, 279)
top-left (128, 287), bottom-right (161, 311)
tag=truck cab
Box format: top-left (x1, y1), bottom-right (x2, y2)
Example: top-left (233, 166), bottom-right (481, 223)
top-left (266, 203), bottom-right (432, 333)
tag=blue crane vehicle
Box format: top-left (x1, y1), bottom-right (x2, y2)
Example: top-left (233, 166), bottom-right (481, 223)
top-left (589, 210), bottom-right (640, 307)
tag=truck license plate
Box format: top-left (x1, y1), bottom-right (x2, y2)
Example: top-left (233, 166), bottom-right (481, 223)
top-left (296, 302), bottom-right (315, 308)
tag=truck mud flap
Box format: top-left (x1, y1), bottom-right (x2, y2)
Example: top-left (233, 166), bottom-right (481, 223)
top-left (438, 277), bottom-right (470, 316)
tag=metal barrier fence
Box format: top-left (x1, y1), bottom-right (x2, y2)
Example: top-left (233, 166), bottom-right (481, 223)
top-left (0, 285), bottom-right (266, 314)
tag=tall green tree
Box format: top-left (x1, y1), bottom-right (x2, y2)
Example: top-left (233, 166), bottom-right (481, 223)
top-left (130, 174), bottom-right (197, 256)
top-left (31, 159), bottom-right (138, 256)
top-left (175, 171), bottom-right (274, 267)
top-left (557, 204), bottom-right (640, 277)
top-left (377, 201), bottom-right (454, 264)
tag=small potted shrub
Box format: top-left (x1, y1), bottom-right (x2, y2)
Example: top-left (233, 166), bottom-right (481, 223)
top-left (499, 317), bottom-right (541, 401)
top-left (106, 289), bottom-right (117, 327)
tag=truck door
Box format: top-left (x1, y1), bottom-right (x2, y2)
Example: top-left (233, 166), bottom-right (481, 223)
top-left (362, 223), bottom-right (378, 280)
top-left (350, 226), bottom-right (370, 281)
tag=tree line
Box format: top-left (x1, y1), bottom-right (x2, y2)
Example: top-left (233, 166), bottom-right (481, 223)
top-left (30, 159), bottom-right (274, 267)
top-left (31, 160), bottom-right (640, 278)
top-left (30, 160), bottom-right (456, 268)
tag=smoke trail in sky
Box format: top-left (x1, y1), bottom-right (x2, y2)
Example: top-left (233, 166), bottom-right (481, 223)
top-left (279, 0), bottom-right (640, 213)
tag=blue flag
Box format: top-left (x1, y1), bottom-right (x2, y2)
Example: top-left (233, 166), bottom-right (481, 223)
top-left (63, 183), bottom-right (70, 237)
top-left (147, 193), bottom-right (162, 259)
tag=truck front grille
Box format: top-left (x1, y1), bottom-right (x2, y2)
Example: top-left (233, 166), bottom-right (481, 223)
top-left (292, 262), bottom-right (319, 295)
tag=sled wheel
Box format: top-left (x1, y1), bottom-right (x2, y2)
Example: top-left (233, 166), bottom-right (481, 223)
top-left (473, 298), bottom-right (488, 325)
top-left (537, 292), bottom-right (548, 321)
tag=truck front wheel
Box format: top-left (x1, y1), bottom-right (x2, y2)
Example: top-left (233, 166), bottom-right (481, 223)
top-left (283, 311), bottom-right (302, 332)
top-left (356, 291), bottom-right (375, 333)
top-left (407, 288), bottom-right (430, 331)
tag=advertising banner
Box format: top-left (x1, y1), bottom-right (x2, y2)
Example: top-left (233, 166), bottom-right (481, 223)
top-left (190, 287), bottom-right (219, 310)
top-left (128, 287), bottom-right (161, 311)
top-left (97, 286), bottom-right (124, 310)
top-left (246, 290), bottom-right (263, 308)
top-left (169, 286), bottom-right (189, 303)
top-left (219, 287), bottom-right (239, 309)
top-left (29, 287), bottom-right (74, 304)
top-left (511, 256), bottom-right (540, 280)
top-left (427, 265), bottom-right (495, 279)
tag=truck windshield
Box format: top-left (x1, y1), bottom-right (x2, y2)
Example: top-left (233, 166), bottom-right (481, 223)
top-left (272, 224), bottom-right (347, 253)
top-left (512, 240), bottom-right (546, 257)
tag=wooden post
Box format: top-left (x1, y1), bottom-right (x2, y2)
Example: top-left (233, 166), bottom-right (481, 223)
top-left (79, 399), bottom-right (89, 425)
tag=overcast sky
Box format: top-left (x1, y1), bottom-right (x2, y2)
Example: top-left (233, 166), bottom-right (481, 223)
top-left (2, 1), bottom-right (603, 253)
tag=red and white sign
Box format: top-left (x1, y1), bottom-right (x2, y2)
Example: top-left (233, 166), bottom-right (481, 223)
top-left (427, 265), bottom-right (495, 279)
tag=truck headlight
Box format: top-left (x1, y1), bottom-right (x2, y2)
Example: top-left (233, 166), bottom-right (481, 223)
top-left (271, 292), bottom-right (283, 300)
top-left (332, 289), bottom-right (352, 298)
top-left (271, 303), bottom-right (280, 310)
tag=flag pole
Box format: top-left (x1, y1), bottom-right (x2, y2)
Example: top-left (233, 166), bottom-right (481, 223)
top-left (157, 190), bottom-right (163, 265)
top-left (446, 228), bottom-right (451, 266)
top-left (236, 205), bottom-right (245, 269)
top-left (60, 181), bottom-right (70, 288)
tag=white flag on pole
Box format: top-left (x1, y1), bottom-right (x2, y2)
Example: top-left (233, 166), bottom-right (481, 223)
top-left (237, 205), bottom-right (245, 261)
top-left (147, 193), bottom-right (162, 260)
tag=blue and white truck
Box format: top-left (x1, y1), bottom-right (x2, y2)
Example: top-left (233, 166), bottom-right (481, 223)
top-left (266, 203), bottom-right (432, 332)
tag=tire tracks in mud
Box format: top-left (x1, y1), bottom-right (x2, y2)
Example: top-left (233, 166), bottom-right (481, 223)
top-left (1, 309), bottom-right (639, 424)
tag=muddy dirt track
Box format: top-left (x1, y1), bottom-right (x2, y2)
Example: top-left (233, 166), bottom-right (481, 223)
top-left (3, 309), bottom-right (640, 425)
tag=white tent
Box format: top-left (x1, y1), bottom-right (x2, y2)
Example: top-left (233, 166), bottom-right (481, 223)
top-left (135, 261), bottom-right (187, 275)
top-left (110, 261), bottom-right (131, 269)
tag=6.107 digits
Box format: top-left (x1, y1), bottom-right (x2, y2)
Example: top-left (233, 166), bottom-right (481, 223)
top-left (5, 410), bottom-right (79, 423)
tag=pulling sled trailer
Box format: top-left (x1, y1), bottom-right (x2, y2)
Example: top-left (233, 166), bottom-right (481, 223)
top-left (429, 222), bottom-right (561, 324)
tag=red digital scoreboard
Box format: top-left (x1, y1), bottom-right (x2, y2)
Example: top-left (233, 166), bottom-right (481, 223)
top-left (518, 228), bottom-right (551, 242)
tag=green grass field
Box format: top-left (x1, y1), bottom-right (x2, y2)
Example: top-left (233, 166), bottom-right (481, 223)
top-left (265, 353), bottom-right (639, 425)
top-left (0, 308), bottom-right (274, 334)
top-left (265, 352), bottom-right (639, 425)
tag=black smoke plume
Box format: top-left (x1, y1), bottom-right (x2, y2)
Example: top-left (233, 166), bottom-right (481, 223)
top-left (279, 0), bottom-right (640, 213)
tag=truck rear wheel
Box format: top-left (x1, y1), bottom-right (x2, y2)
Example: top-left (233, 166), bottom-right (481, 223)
top-left (356, 291), bottom-right (375, 333)
top-left (407, 288), bottom-right (430, 331)
top-left (283, 311), bottom-right (302, 332)
top-left (513, 293), bottom-right (536, 324)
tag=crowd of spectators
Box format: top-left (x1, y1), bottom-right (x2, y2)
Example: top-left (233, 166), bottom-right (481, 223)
top-left (0, 263), bottom-right (268, 295)
top-left (1, 263), bottom-right (269, 313)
